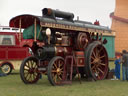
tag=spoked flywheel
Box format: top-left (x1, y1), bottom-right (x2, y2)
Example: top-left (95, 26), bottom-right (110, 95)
top-left (77, 32), bottom-right (88, 50)
top-left (47, 56), bottom-right (65, 86)
top-left (20, 56), bottom-right (40, 84)
top-left (85, 41), bottom-right (108, 80)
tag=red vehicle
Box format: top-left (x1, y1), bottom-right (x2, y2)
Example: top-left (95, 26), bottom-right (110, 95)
top-left (0, 26), bottom-right (30, 75)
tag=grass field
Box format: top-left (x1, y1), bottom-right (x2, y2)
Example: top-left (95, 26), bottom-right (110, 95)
top-left (0, 62), bottom-right (128, 96)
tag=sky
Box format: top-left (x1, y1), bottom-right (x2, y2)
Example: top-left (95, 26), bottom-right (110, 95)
top-left (0, 0), bottom-right (115, 27)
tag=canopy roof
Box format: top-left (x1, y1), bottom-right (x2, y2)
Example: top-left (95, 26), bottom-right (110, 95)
top-left (9, 14), bottom-right (41, 28)
top-left (9, 14), bottom-right (111, 33)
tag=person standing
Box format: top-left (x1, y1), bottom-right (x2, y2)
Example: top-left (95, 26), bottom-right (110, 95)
top-left (114, 56), bottom-right (121, 80)
top-left (121, 50), bottom-right (128, 81)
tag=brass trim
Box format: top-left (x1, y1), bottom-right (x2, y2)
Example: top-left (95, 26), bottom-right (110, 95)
top-left (54, 46), bottom-right (57, 56)
top-left (19, 18), bottom-right (21, 42)
top-left (40, 22), bottom-right (108, 33)
top-left (34, 18), bottom-right (37, 42)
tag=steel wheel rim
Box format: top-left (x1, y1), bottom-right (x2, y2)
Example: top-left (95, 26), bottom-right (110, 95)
top-left (51, 58), bottom-right (64, 85)
top-left (23, 59), bottom-right (39, 83)
top-left (89, 45), bottom-right (108, 80)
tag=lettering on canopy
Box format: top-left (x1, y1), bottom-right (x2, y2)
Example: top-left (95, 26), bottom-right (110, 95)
top-left (40, 22), bottom-right (106, 33)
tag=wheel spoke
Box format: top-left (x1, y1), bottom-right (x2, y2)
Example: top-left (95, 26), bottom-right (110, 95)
top-left (60, 67), bottom-right (63, 71)
top-left (60, 61), bottom-right (64, 68)
top-left (32, 62), bottom-right (36, 68)
top-left (58, 60), bottom-right (61, 68)
top-left (53, 74), bottom-right (57, 83)
top-left (26, 74), bottom-right (30, 81)
top-left (32, 63), bottom-right (35, 68)
top-left (97, 49), bottom-right (100, 57)
top-left (52, 70), bottom-right (57, 73)
top-left (30, 61), bottom-right (33, 67)
top-left (29, 61), bottom-right (32, 68)
top-left (31, 74), bottom-right (33, 81)
top-left (29, 74), bottom-right (32, 81)
top-left (98, 68), bottom-right (104, 74)
top-left (28, 61), bottom-right (31, 68)
top-left (24, 68), bottom-right (29, 71)
top-left (92, 51), bottom-right (96, 58)
top-left (31, 61), bottom-right (33, 67)
top-left (31, 74), bottom-right (34, 80)
top-left (91, 60), bottom-right (95, 64)
top-left (99, 47), bottom-right (103, 53)
top-left (53, 63), bottom-right (58, 69)
top-left (99, 62), bottom-right (106, 66)
top-left (33, 72), bottom-right (38, 79)
top-left (99, 55), bottom-right (105, 59)
top-left (25, 63), bottom-right (30, 68)
top-left (91, 56), bottom-right (95, 60)
top-left (32, 73), bottom-right (36, 80)
top-left (24, 73), bottom-right (29, 78)
top-left (95, 47), bottom-right (99, 57)
top-left (57, 75), bottom-right (62, 80)
top-left (31, 60), bottom-right (35, 68)
top-left (91, 65), bottom-right (96, 70)
top-left (30, 74), bottom-right (34, 82)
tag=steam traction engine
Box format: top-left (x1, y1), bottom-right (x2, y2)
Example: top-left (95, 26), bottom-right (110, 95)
top-left (9, 8), bottom-right (110, 86)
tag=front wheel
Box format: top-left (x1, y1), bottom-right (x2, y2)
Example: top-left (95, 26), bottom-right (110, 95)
top-left (20, 56), bottom-right (40, 84)
top-left (47, 56), bottom-right (65, 86)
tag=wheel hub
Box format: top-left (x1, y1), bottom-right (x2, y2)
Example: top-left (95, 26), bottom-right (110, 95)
top-left (94, 58), bottom-right (100, 63)
top-left (57, 68), bottom-right (61, 73)
top-left (29, 68), bottom-right (35, 74)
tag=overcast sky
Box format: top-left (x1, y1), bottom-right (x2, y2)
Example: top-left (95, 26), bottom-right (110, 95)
top-left (0, 0), bottom-right (115, 27)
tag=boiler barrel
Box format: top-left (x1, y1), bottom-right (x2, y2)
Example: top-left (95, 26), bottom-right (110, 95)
top-left (42, 8), bottom-right (74, 20)
top-left (37, 46), bottom-right (72, 60)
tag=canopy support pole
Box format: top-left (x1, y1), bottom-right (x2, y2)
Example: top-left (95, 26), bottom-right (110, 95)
top-left (19, 18), bottom-right (22, 42)
top-left (34, 18), bottom-right (37, 42)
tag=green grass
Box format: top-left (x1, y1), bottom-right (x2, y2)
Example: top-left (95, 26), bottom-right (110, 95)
top-left (0, 62), bottom-right (127, 96)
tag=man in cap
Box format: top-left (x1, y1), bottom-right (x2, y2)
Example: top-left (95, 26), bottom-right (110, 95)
top-left (122, 50), bottom-right (128, 81)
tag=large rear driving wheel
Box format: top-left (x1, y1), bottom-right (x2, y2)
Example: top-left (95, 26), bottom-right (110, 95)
top-left (20, 56), bottom-right (40, 84)
top-left (85, 41), bottom-right (108, 80)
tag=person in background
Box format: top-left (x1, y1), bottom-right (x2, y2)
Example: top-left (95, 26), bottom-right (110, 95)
top-left (114, 56), bottom-right (121, 80)
top-left (111, 55), bottom-right (121, 80)
top-left (121, 50), bottom-right (128, 81)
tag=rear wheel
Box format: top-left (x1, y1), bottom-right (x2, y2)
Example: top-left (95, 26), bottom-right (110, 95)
top-left (1, 63), bottom-right (12, 75)
top-left (20, 56), bottom-right (40, 84)
top-left (85, 41), bottom-right (108, 80)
